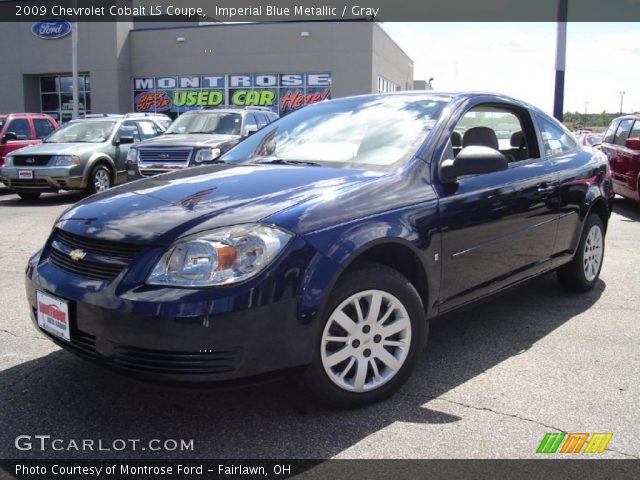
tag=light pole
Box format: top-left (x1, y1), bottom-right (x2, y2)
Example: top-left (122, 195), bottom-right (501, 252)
top-left (584, 101), bottom-right (588, 128)
top-left (619, 91), bottom-right (626, 116)
top-left (553, 0), bottom-right (569, 122)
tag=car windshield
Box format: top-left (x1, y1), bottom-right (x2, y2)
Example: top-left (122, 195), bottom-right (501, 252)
top-left (221, 95), bottom-right (447, 168)
top-left (0, 116), bottom-right (5, 129)
top-left (44, 120), bottom-right (116, 143)
top-left (587, 135), bottom-right (603, 145)
top-left (165, 112), bottom-right (242, 135)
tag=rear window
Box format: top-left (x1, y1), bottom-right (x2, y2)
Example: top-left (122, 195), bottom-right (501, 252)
top-left (33, 118), bottom-right (55, 139)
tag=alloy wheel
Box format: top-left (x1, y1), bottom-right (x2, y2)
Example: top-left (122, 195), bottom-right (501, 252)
top-left (583, 224), bottom-right (603, 282)
top-left (321, 289), bottom-right (412, 392)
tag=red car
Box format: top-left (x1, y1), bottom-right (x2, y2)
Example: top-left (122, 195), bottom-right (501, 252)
top-left (600, 115), bottom-right (640, 202)
top-left (0, 113), bottom-right (58, 168)
top-left (577, 133), bottom-right (603, 148)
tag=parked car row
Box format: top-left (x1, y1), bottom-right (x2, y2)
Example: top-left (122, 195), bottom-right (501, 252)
top-left (24, 92), bottom-right (615, 407)
top-left (0, 108), bottom-right (278, 199)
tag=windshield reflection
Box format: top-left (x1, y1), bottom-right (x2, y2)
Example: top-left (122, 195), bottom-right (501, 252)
top-left (222, 95), bottom-right (448, 168)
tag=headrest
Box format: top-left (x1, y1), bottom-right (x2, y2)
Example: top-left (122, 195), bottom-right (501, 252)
top-left (451, 131), bottom-right (462, 147)
top-left (510, 131), bottom-right (525, 148)
top-left (462, 127), bottom-right (499, 150)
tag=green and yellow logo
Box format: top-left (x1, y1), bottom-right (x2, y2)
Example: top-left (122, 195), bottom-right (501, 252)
top-left (536, 432), bottom-right (613, 454)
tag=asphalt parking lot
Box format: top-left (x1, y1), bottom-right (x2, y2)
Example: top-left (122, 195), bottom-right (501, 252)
top-left (0, 187), bottom-right (638, 460)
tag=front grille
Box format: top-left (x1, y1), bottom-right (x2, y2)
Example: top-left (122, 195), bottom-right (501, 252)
top-left (112, 345), bottom-right (242, 375)
top-left (9, 179), bottom-right (50, 188)
top-left (54, 229), bottom-right (142, 259)
top-left (138, 148), bottom-right (192, 163)
top-left (13, 155), bottom-right (51, 166)
top-left (49, 248), bottom-right (124, 281)
top-left (46, 229), bottom-right (144, 281)
top-left (139, 168), bottom-right (178, 177)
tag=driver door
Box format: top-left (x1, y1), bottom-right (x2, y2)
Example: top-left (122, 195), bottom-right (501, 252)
top-left (436, 103), bottom-right (560, 312)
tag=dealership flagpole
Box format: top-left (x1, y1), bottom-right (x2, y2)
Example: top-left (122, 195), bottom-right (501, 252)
top-left (553, 0), bottom-right (568, 122)
top-left (71, 20), bottom-right (79, 120)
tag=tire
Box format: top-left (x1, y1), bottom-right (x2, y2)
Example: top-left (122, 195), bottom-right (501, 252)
top-left (557, 214), bottom-right (605, 292)
top-left (85, 165), bottom-right (112, 195)
top-left (16, 192), bottom-right (41, 200)
top-left (301, 263), bottom-right (427, 408)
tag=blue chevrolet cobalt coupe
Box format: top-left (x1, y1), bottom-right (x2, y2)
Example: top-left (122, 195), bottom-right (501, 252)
top-left (26, 93), bottom-right (613, 407)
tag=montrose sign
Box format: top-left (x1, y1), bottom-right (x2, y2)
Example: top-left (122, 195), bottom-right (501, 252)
top-left (133, 73), bottom-right (332, 115)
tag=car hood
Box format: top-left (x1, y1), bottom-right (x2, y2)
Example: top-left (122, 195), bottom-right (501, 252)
top-left (56, 163), bottom-right (386, 245)
top-left (10, 142), bottom-right (102, 156)
top-left (136, 133), bottom-right (239, 149)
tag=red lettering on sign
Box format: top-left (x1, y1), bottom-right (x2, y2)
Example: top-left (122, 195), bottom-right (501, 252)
top-left (279, 89), bottom-right (330, 111)
top-left (39, 302), bottom-right (66, 323)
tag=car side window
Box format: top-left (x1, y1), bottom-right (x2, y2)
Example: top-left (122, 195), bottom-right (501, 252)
top-left (451, 105), bottom-right (536, 163)
top-left (137, 120), bottom-right (160, 140)
top-left (602, 120), bottom-right (618, 144)
top-left (5, 119), bottom-right (33, 140)
top-left (33, 118), bottom-right (55, 139)
top-left (613, 119), bottom-right (634, 146)
top-left (536, 115), bottom-right (577, 156)
top-left (243, 114), bottom-right (258, 135)
top-left (255, 113), bottom-right (268, 129)
top-left (116, 121), bottom-right (141, 142)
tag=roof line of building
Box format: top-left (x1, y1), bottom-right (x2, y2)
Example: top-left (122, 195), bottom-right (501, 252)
top-left (130, 19), bottom-right (375, 33)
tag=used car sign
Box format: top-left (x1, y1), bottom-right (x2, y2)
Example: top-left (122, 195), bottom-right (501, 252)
top-left (31, 20), bottom-right (72, 39)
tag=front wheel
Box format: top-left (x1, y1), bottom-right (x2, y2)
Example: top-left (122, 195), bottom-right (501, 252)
top-left (85, 165), bottom-right (112, 195)
top-left (557, 214), bottom-right (605, 292)
top-left (301, 264), bottom-right (427, 408)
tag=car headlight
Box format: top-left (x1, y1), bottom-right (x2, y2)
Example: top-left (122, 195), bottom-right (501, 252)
top-left (4, 155), bottom-right (13, 167)
top-left (147, 224), bottom-right (293, 287)
top-left (194, 148), bottom-right (221, 163)
top-left (52, 155), bottom-right (81, 166)
top-left (126, 148), bottom-right (138, 163)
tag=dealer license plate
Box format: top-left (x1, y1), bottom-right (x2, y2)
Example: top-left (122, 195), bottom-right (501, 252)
top-left (36, 291), bottom-right (70, 342)
top-left (18, 169), bottom-right (34, 180)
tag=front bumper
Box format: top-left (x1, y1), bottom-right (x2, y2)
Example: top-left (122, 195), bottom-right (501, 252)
top-left (25, 238), bottom-right (321, 384)
top-left (2, 167), bottom-right (84, 192)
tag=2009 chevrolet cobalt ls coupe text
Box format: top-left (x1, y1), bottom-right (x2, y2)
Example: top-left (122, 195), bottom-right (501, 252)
top-left (26, 93), bottom-right (613, 407)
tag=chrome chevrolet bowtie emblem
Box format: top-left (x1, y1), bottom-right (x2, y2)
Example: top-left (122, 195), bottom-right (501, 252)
top-left (69, 249), bottom-right (86, 261)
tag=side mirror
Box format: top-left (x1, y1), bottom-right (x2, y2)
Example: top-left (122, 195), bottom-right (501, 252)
top-left (439, 146), bottom-right (508, 183)
top-left (2, 132), bottom-right (18, 143)
top-left (115, 136), bottom-right (135, 145)
top-left (624, 137), bottom-right (640, 150)
top-left (244, 127), bottom-right (258, 137)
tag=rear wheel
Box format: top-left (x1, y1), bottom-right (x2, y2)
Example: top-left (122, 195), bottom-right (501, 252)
top-left (301, 264), bottom-right (427, 408)
top-left (557, 214), bottom-right (605, 292)
top-left (16, 192), bottom-right (41, 200)
top-left (85, 165), bottom-right (112, 195)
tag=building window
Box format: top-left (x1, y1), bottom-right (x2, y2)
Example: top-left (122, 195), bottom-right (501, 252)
top-left (377, 76), bottom-right (399, 94)
top-left (40, 74), bottom-right (91, 123)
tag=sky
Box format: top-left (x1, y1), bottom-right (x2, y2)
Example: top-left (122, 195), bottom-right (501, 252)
top-left (381, 22), bottom-right (640, 115)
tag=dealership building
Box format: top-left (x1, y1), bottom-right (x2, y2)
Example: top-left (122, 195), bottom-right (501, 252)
top-left (0, 20), bottom-right (416, 121)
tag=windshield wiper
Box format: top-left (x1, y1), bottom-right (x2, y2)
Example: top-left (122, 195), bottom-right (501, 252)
top-left (253, 158), bottom-right (322, 167)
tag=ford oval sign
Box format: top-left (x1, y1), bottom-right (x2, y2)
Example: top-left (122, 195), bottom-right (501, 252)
top-left (32, 20), bottom-right (72, 40)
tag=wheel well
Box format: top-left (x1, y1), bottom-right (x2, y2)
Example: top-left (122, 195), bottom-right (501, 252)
top-left (589, 198), bottom-right (610, 232)
top-left (347, 243), bottom-right (429, 313)
top-left (90, 158), bottom-right (115, 180)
